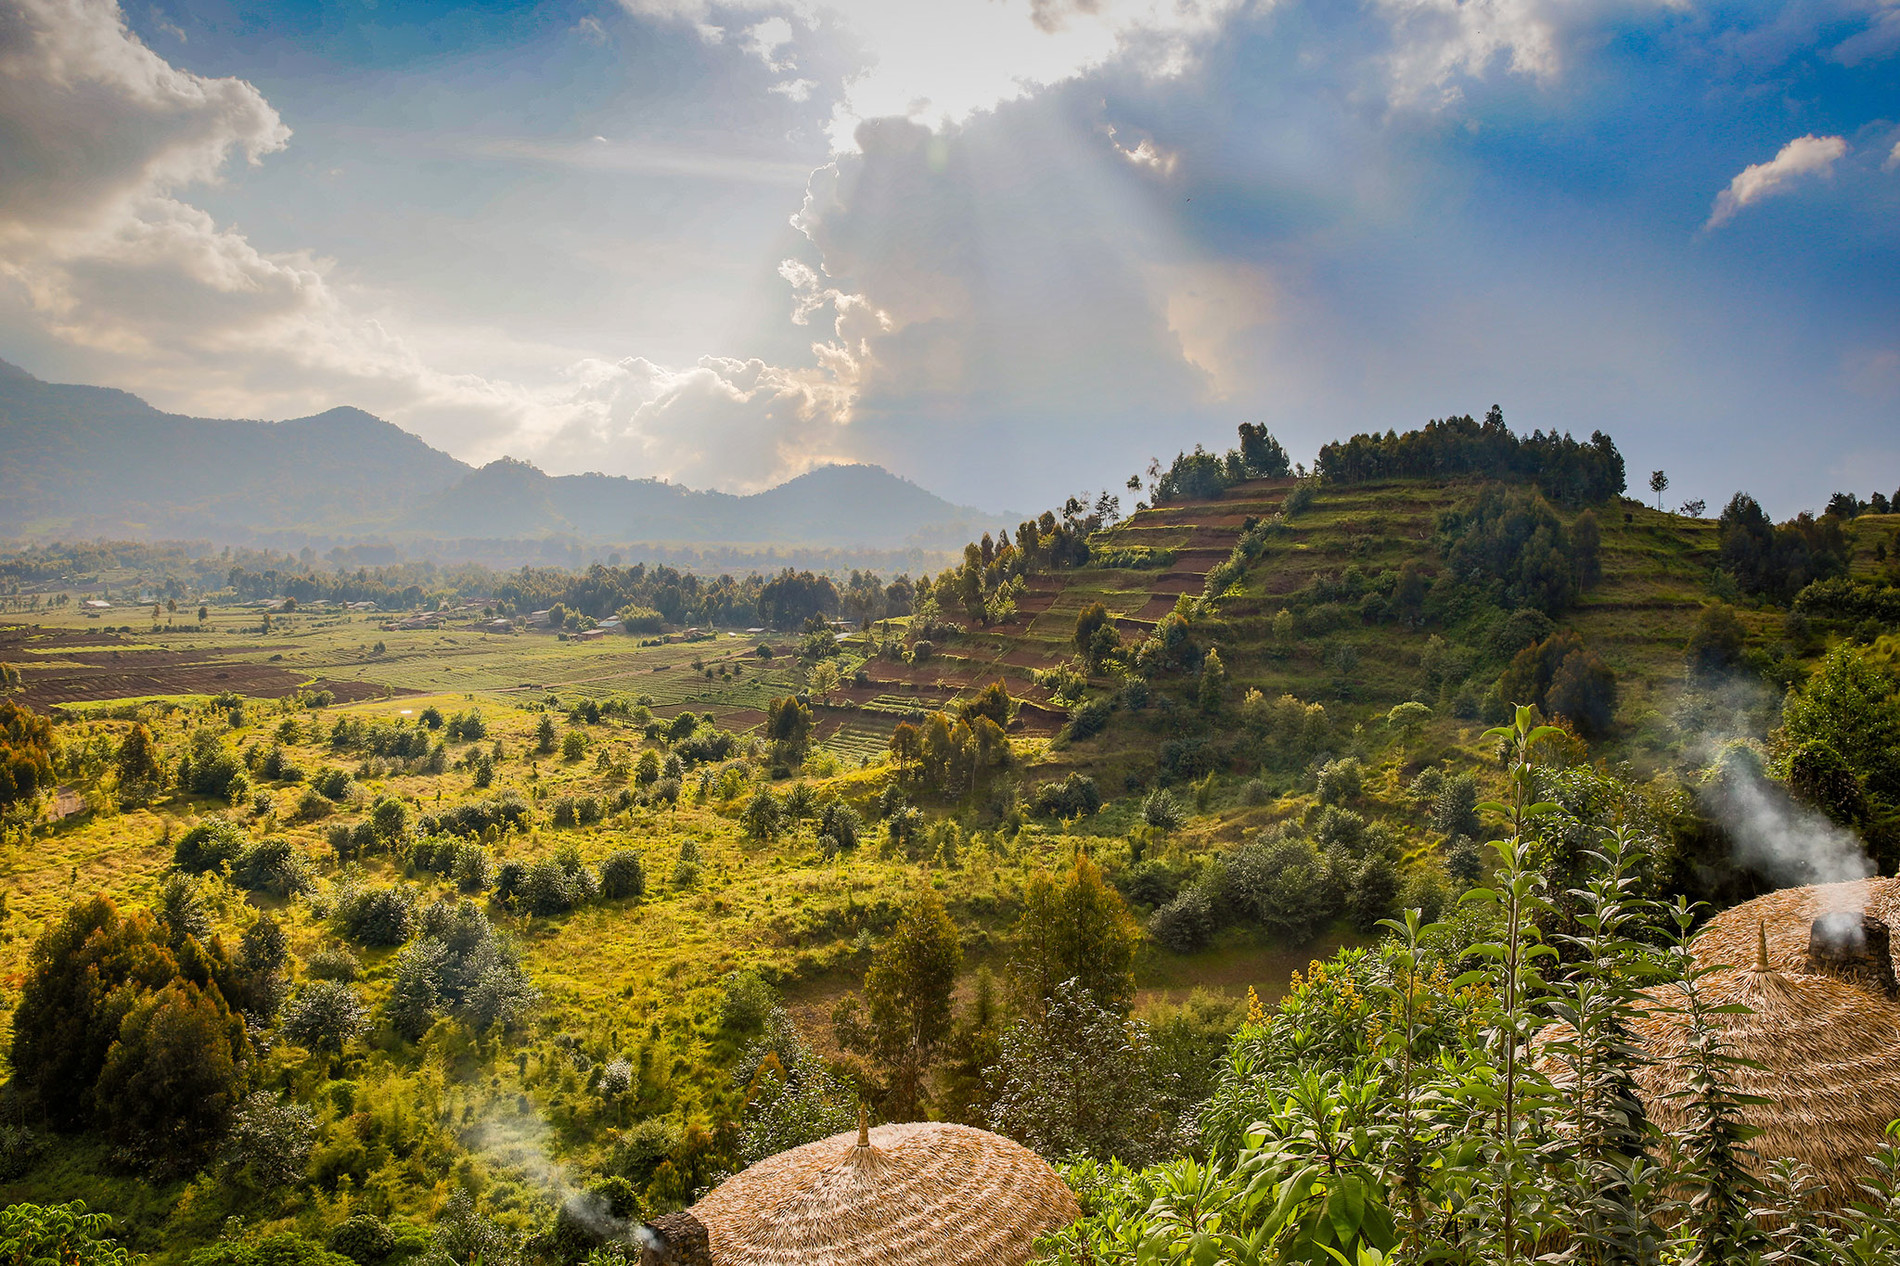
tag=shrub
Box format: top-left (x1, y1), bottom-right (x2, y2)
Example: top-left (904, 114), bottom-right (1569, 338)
top-left (599, 849), bottom-right (645, 900)
top-left (230, 838), bottom-right (314, 898)
top-left (818, 800), bottom-right (861, 853)
top-left (1031, 772), bottom-right (1101, 818)
top-left (281, 981), bottom-right (369, 1055)
top-left (326, 1216), bottom-right (395, 1266)
top-left (452, 844), bottom-right (495, 892)
top-left (718, 970), bottom-right (778, 1033)
top-left (174, 817), bottom-right (247, 874)
top-left (311, 767), bottom-right (353, 802)
top-left (305, 948), bottom-right (361, 982)
top-left (334, 885), bottom-right (418, 946)
top-left (1315, 757), bottom-right (1364, 806)
top-left (1142, 789), bottom-right (1184, 832)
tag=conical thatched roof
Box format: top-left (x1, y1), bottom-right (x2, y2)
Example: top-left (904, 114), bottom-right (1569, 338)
top-left (1546, 878), bottom-right (1900, 1204)
top-left (641, 1121), bottom-right (1081, 1265)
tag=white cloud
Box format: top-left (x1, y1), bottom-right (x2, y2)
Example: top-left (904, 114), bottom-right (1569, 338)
top-left (0, 0), bottom-right (287, 247)
top-left (616, 0), bottom-right (1240, 149)
top-left (0, 0), bottom-right (873, 492)
top-left (1705, 134), bottom-right (1848, 229)
top-left (1370, 0), bottom-right (1687, 108)
top-left (1887, 138), bottom-right (1900, 171)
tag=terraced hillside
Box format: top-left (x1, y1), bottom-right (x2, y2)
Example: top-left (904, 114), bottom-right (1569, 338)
top-left (902, 475), bottom-right (1776, 780)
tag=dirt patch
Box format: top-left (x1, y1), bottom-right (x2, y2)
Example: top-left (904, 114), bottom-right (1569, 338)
top-left (0, 625), bottom-right (413, 708)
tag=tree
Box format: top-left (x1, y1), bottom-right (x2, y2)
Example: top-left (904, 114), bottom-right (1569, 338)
top-left (197, 605), bottom-right (208, 624)
top-left (1199, 647), bottom-right (1227, 712)
top-left (1498, 630), bottom-right (1617, 738)
top-left (765, 695), bottom-right (813, 762)
top-left (115, 724), bottom-right (163, 792)
top-left (1779, 644), bottom-right (1900, 804)
top-left (0, 700), bottom-right (55, 815)
top-left (1684, 603), bottom-right (1748, 678)
top-left (988, 978), bottom-right (1159, 1163)
top-left (958, 679), bottom-right (1014, 729)
top-left (1237, 423), bottom-right (1292, 478)
top-left (807, 661), bottom-right (841, 705)
top-left (1650, 470), bottom-right (1669, 510)
top-left (1074, 603), bottom-right (1110, 658)
top-left (282, 981), bottom-right (369, 1057)
top-left (535, 714), bottom-right (558, 754)
top-left (836, 889), bottom-right (963, 1118)
top-left (888, 721), bottom-right (921, 778)
top-left (1011, 856), bottom-right (1140, 1017)
top-left (92, 979), bottom-right (248, 1175)
top-left (11, 898), bottom-right (192, 1127)
top-left (939, 967), bottom-right (1005, 1126)
top-left (1387, 701), bottom-right (1432, 743)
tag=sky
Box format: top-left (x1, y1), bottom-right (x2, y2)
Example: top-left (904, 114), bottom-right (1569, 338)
top-left (0, 0), bottom-right (1895, 517)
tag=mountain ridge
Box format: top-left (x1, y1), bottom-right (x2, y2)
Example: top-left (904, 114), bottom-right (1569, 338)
top-left (0, 360), bottom-right (1007, 554)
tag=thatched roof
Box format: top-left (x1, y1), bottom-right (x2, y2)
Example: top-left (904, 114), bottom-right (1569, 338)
top-left (1546, 878), bottom-right (1900, 1204)
top-left (642, 1121), bottom-right (1080, 1265)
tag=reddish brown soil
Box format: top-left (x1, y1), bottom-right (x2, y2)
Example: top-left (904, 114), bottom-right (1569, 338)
top-left (0, 625), bottom-right (402, 709)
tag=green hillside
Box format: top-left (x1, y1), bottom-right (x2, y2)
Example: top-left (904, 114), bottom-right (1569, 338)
top-left (2, 420), bottom-right (1899, 1266)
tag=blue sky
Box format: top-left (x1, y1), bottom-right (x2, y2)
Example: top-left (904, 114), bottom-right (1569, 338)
top-left (0, 0), bottom-right (1894, 515)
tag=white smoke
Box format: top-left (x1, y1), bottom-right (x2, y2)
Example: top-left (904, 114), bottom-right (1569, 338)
top-left (463, 1103), bottom-right (641, 1242)
top-left (1704, 749), bottom-right (1874, 890)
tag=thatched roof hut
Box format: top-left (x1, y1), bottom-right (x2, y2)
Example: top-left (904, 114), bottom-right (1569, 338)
top-left (1549, 878), bottom-right (1900, 1204)
top-left (637, 1120), bottom-right (1081, 1265)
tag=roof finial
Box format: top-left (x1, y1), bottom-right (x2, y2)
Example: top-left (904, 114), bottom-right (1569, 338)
top-left (1758, 919), bottom-right (1770, 971)
top-left (857, 1102), bottom-right (870, 1148)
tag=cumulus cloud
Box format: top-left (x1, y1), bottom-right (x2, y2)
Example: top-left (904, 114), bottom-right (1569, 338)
top-left (1705, 134), bottom-right (1848, 229)
top-left (0, 0), bottom-right (870, 491)
top-left (0, 0), bottom-right (287, 246)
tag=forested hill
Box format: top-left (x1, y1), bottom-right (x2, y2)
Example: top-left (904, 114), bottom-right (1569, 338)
top-left (0, 361), bottom-right (1000, 552)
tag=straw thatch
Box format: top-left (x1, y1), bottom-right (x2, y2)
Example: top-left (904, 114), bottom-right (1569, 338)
top-left (1544, 878), bottom-right (1900, 1205)
top-left (644, 1121), bottom-right (1081, 1265)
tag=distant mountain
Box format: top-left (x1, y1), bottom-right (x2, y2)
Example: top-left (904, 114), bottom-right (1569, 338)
top-left (0, 361), bottom-right (1005, 553)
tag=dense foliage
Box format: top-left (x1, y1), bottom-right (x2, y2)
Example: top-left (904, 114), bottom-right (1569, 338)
top-left (1314, 406), bottom-right (1626, 505)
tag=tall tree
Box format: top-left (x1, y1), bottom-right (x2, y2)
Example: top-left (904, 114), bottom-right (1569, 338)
top-left (835, 889), bottom-right (963, 1118)
top-left (1010, 855), bottom-right (1140, 1017)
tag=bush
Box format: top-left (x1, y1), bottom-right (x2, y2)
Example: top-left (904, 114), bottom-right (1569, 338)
top-left (311, 767), bottom-right (354, 802)
top-left (1142, 789), bottom-right (1184, 832)
top-left (281, 981), bottom-right (369, 1055)
top-left (1031, 772), bottom-right (1101, 818)
top-left (305, 948), bottom-right (360, 982)
top-left (522, 852), bottom-right (596, 916)
top-left (1315, 758), bottom-right (1364, 806)
top-left (174, 817), bottom-right (247, 874)
top-left (326, 1216), bottom-right (395, 1266)
top-left (718, 970), bottom-right (778, 1033)
top-left (334, 885), bottom-right (418, 946)
top-left (599, 849), bottom-right (645, 900)
top-left (817, 800), bottom-right (861, 853)
top-left (230, 838), bottom-right (314, 898)
top-left (452, 844), bottom-right (495, 892)
top-left (1063, 698), bottom-right (1112, 742)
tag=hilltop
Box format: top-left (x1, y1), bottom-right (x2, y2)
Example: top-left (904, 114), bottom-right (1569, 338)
top-left (0, 361), bottom-right (1004, 554)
